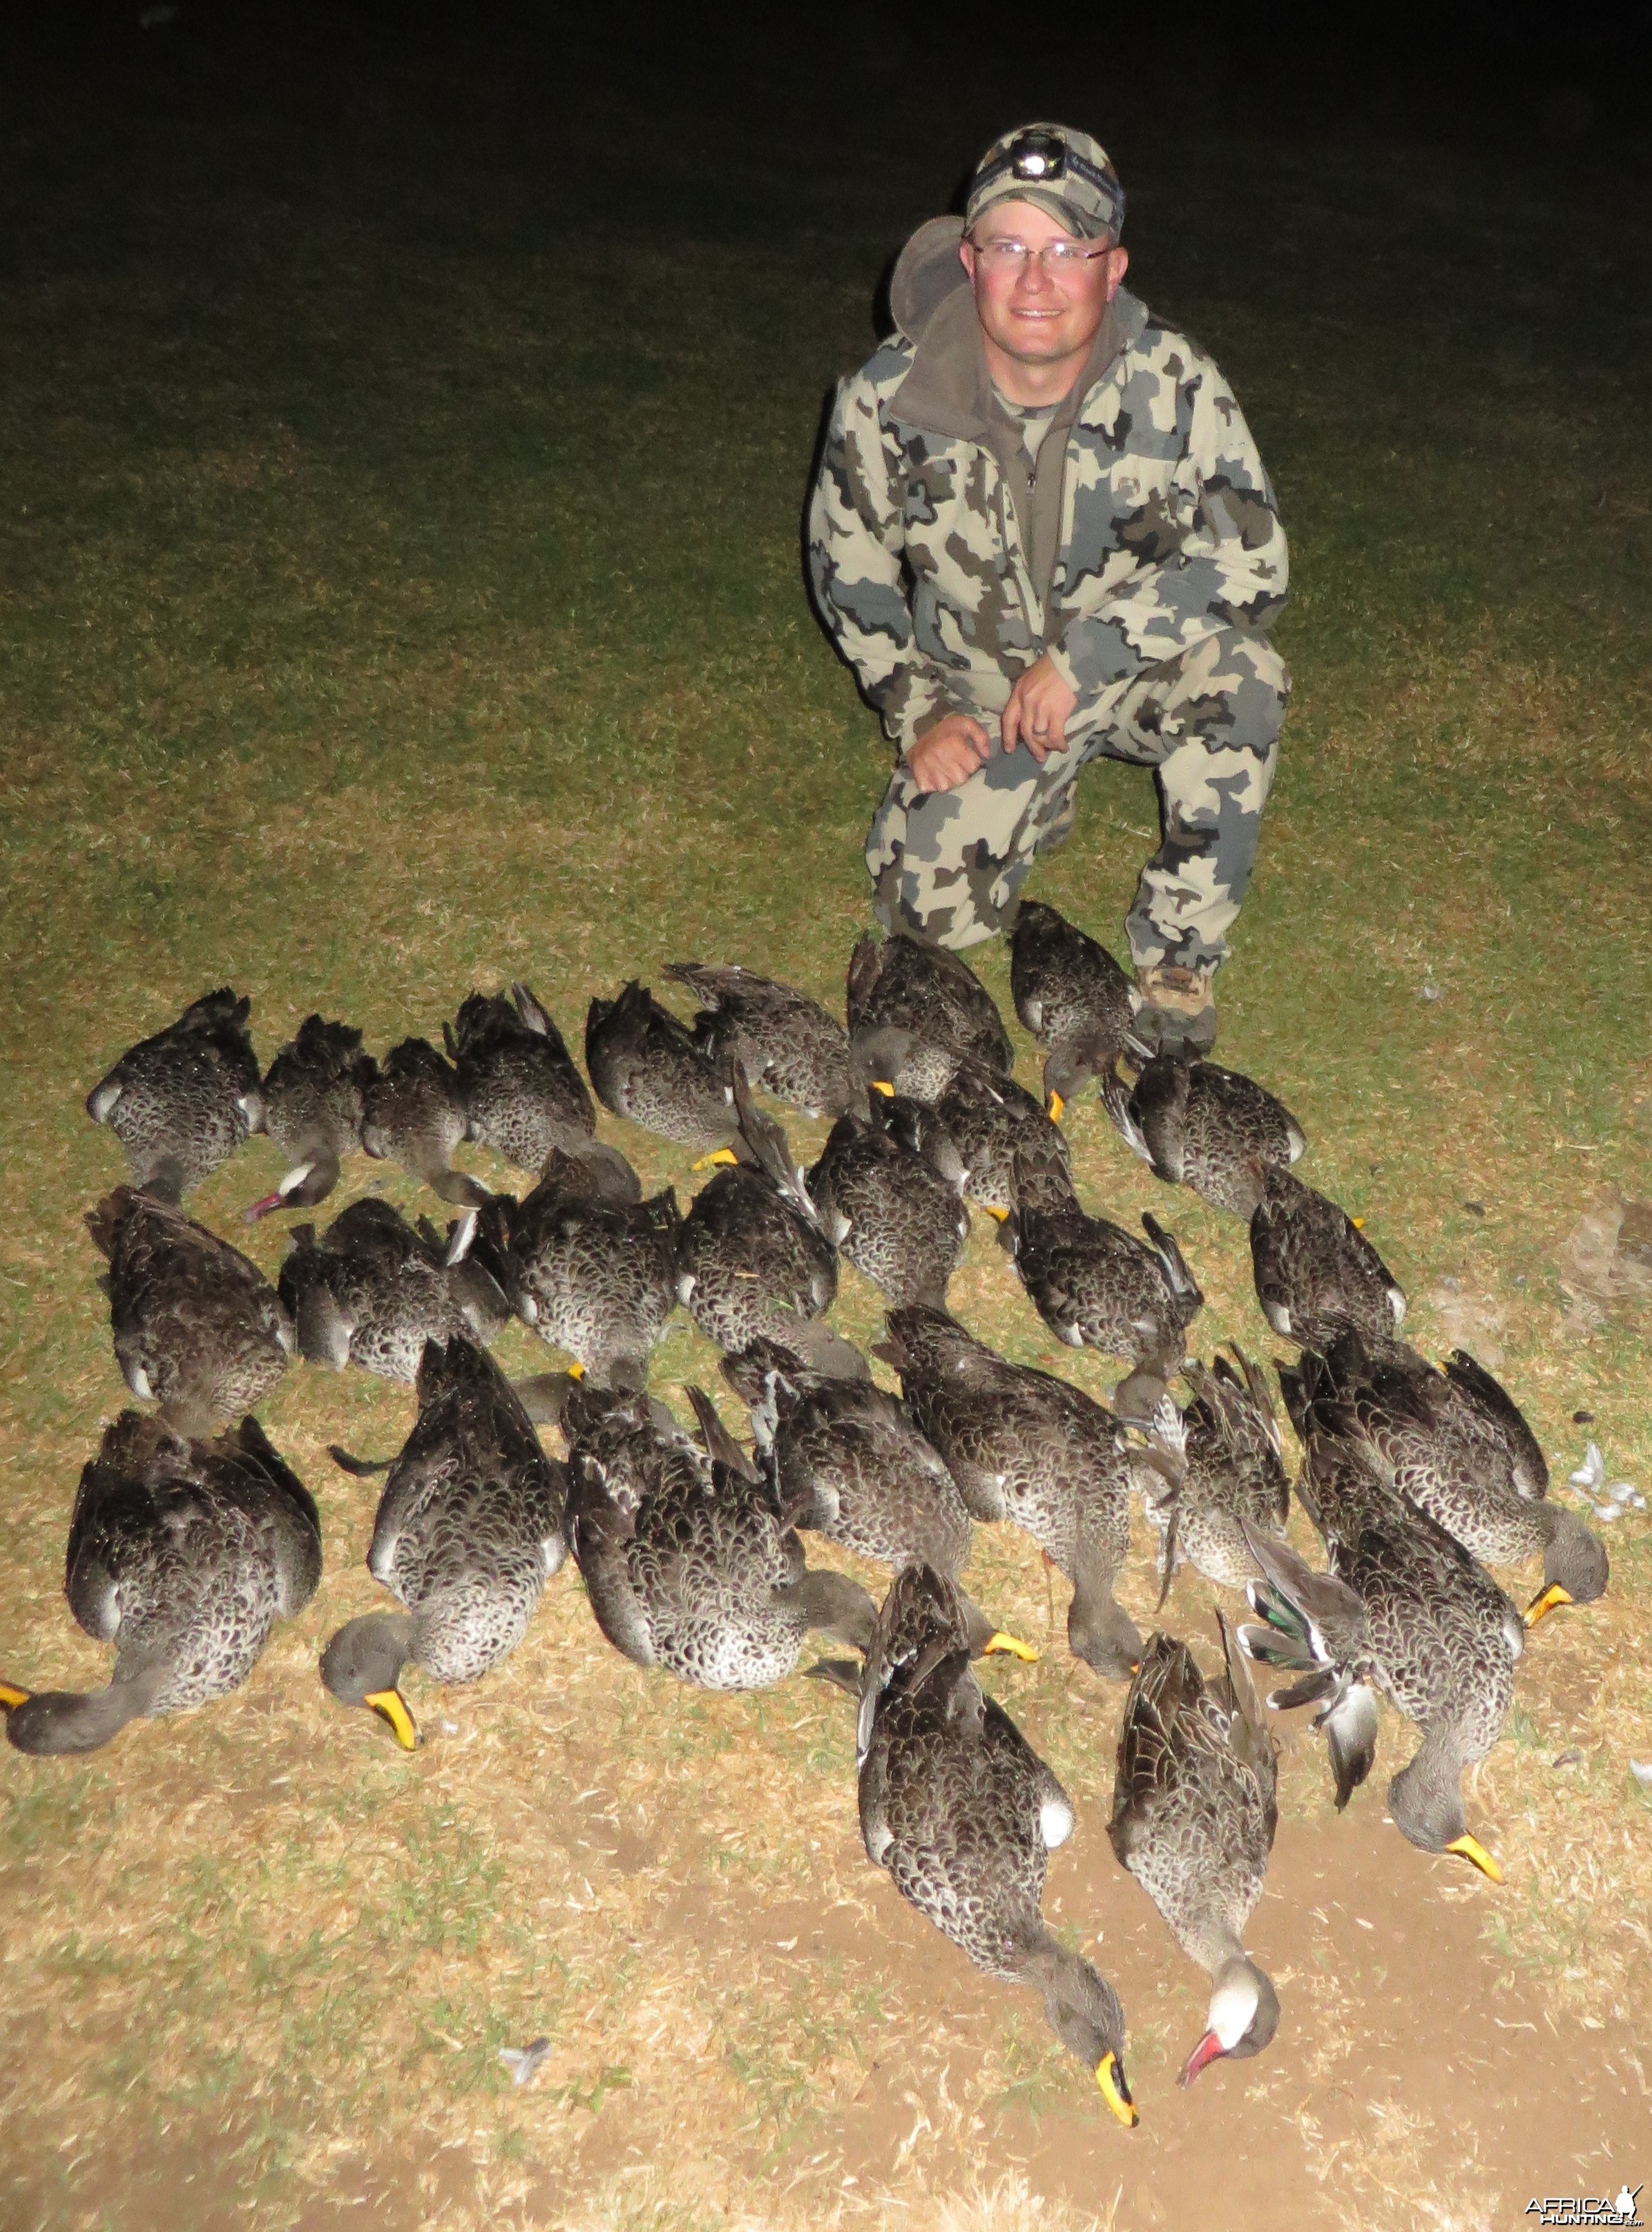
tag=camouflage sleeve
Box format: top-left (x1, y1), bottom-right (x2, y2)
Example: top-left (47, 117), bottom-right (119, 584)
top-left (1048, 356), bottom-right (1288, 702)
top-left (807, 369), bottom-right (957, 750)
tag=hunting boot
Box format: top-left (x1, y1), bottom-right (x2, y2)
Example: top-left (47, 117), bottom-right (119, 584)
top-left (1134, 963), bottom-right (1217, 1056)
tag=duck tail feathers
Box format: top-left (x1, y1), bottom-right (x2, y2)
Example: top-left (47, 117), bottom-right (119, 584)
top-left (1155, 1505), bottom-right (1180, 1610)
top-left (686, 1386), bottom-right (759, 1482)
top-left (1133, 1394), bottom-right (1187, 1505)
top-left (1146, 1391), bottom-right (1187, 1462)
top-left (567, 1139), bottom-right (642, 1204)
top-left (1097, 1070), bottom-right (1151, 1161)
top-left (509, 982), bottom-right (555, 1038)
top-left (731, 1066), bottom-right (816, 1221)
top-left (85, 1189), bottom-right (131, 1261)
top-left (1227, 1344), bottom-right (1281, 1436)
top-left (1141, 1213), bottom-right (1200, 1302)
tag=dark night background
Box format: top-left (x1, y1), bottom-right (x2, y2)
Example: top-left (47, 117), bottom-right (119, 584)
top-left (1, 9), bottom-right (1650, 2230)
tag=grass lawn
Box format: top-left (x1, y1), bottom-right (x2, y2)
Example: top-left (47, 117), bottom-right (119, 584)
top-left (1, 11), bottom-right (1649, 2229)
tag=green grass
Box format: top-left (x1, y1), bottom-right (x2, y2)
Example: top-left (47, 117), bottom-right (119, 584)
top-left (1, 12), bottom-right (1649, 2232)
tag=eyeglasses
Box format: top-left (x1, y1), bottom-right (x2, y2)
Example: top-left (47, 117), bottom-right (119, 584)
top-left (968, 236), bottom-right (1113, 274)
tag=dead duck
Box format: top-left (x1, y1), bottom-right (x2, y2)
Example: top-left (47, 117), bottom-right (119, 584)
top-left (85, 987), bottom-right (262, 1202)
top-left (278, 1197), bottom-right (508, 1383)
top-left (846, 931), bottom-right (1014, 1099)
top-left (1141, 1350), bottom-right (1291, 1602)
top-left (2, 1412), bottom-right (320, 1755)
top-left (319, 1336), bottom-right (566, 1749)
top-left (874, 1053), bottom-right (1070, 1222)
top-left (1109, 1619), bottom-right (1280, 2086)
top-left (875, 1305), bottom-right (1153, 1680)
top-left (445, 984), bottom-right (635, 1189)
top-left (851, 1564), bottom-right (1138, 2125)
top-left (585, 980), bottom-right (737, 1151)
top-left (1010, 902), bottom-right (1143, 1119)
top-left (487, 1147), bottom-right (680, 1389)
top-left (561, 1382), bottom-right (878, 1691)
top-left (244, 1014), bottom-right (377, 1220)
top-left (721, 1336), bottom-right (982, 1586)
top-left (1432, 1347), bottom-right (1548, 1500)
top-left (1249, 1166), bottom-right (1405, 1348)
top-left (675, 1070), bottom-right (837, 1352)
top-left (1101, 1055), bottom-right (1305, 1219)
top-left (1303, 1336), bottom-right (1547, 1501)
top-left (666, 961), bottom-right (861, 1118)
top-left (1292, 1333), bottom-right (1605, 1629)
top-left (361, 1037), bottom-right (489, 1207)
top-left (86, 1186), bottom-right (294, 1433)
top-left (807, 1108), bottom-right (970, 1309)
top-left (1003, 1146), bottom-right (1203, 1418)
top-left (1240, 1394), bottom-right (1519, 1880)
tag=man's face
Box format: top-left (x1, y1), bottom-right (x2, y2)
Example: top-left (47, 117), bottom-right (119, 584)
top-left (959, 198), bottom-right (1128, 367)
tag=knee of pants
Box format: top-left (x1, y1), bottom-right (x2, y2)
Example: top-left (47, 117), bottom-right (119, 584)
top-left (864, 755), bottom-right (1060, 948)
top-left (870, 848), bottom-right (1014, 950)
top-left (1223, 629), bottom-right (1289, 705)
top-left (1209, 631), bottom-right (1290, 756)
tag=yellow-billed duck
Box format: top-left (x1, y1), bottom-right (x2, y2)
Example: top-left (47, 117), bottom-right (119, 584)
top-left (3, 1412), bottom-right (320, 1755)
top-left (320, 1336), bottom-right (566, 1748)
top-left (1101, 1053), bottom-right (1305, 1220)
top-left (584, 980), bottom-right (738, 1151)
top-left (675, 1069), bottom-right (837, 1351)
top-left (876, 1305), bottom-right (1164, 1679)
top-left (560, 1382), bottom-right (877, 1690)
top-left (1249, 1166), bottom-right (1405, 1348)
top-left (807, 1107), bottom-right (970, 1309)
top-left (853, 1564), bottom-right (1137, 2125)
top-left (278, 1197), bottom-right (508, 1383)
top-left (1010, 901), bottom-right (1144, 1119)
top-left (87, 1186), bottom-right (293, 1434)
top-left (361, 1037), bottom-right (489, 1207)
top-left (86, 987), bottom-right (262, 1202)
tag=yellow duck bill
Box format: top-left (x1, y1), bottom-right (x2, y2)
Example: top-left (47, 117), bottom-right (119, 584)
top-left (1095, 2050), bottom-right (1139, 2127)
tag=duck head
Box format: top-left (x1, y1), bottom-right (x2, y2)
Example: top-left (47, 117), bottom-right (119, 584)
top-left (319, 1613), bottom-right (421, 1749)
top-left (1024, 1938), bottom-right (1138, 2128)
top-left (1525, 1505), bottom-right (1610, 1627)
top-left (1180, 1954), bottom-right (1280, 2085)
top-left (244, 1148), bottom-right (342, 1222)
top-left (848, 1024), bottom-right (925, 1102)
top-left (1387, 1738), bottom-right (1503, 1880)
top-left (1, 1664), bottom-right (168, 1755)
top-left (1066, 1586), bottom-right (1143, 1683)
top-left (1041, 1030), bottom-right (1115, 1122)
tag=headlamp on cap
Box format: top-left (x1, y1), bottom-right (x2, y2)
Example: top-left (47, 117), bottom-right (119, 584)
top-left (1007, 128), bottom-right (1067, 182)
top-left (966, 123), bottom-right (1126, 242)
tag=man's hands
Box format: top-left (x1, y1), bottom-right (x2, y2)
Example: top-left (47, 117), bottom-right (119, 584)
top-left (905, 711), bottom-right (992, 794)
top-left (905, 656), bottom-right (1080, 793)
top-left (1001, 653), bottom-right (1078, 763)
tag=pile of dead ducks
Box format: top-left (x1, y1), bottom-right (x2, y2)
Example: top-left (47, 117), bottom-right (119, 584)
top-left (2, 900), bottom-right (1617, 2130)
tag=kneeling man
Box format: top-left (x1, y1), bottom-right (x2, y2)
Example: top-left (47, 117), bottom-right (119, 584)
top-left (808, 123), bottom-right (1289, 1055)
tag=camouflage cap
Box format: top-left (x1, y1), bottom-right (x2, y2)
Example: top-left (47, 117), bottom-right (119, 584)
top-left (965, 123), bottom-right (1125, 242)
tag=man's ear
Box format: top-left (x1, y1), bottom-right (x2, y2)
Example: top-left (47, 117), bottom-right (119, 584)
top-left (1106, 245), bottom-right (1130, 301)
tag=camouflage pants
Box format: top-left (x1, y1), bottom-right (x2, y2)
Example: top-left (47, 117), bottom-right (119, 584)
top-left (866, 627), bottom-right (1287, 970)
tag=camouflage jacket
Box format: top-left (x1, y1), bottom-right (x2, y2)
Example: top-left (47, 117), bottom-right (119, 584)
top-left (807, 216), bottom-right (1288, 750)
